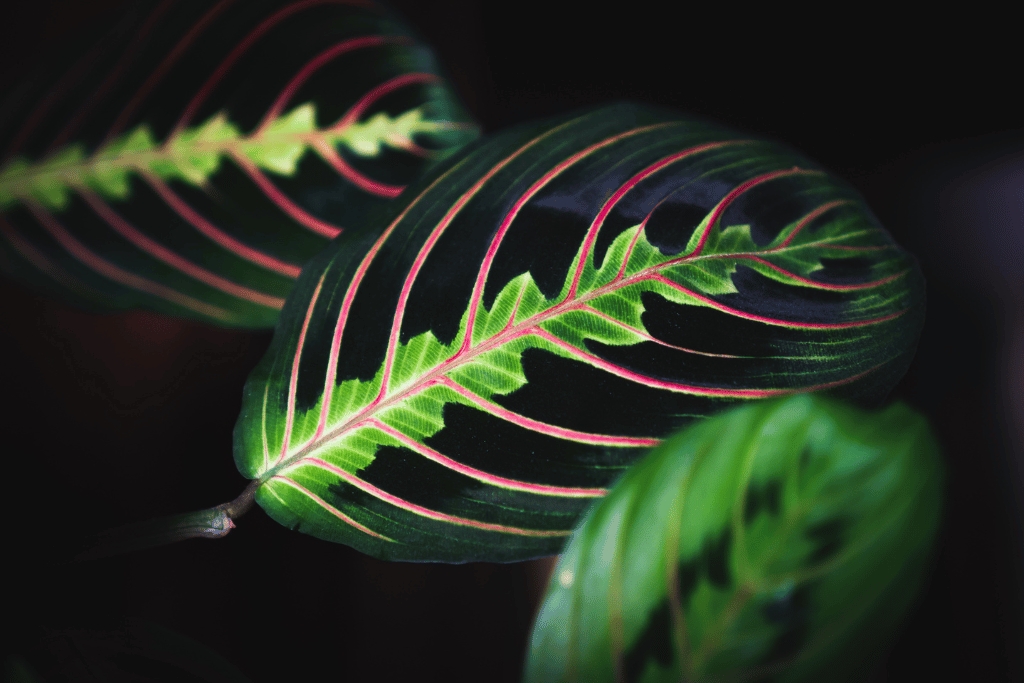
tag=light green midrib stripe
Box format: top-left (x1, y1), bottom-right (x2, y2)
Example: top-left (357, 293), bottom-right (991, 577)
top-left (0, 104), bottom-right (455, 210)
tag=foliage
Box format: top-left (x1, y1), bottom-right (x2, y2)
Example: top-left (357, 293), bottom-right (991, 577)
top-left (526, 394), bottom-right (943, 682)
top-left (0, 2), bottom-right (946, 681)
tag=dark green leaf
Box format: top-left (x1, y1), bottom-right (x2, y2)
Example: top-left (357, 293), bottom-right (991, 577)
top-left (0, 0), bottom-right (478, 327)
top-left (525, 394), bottom-right (944, 683)
top-left (233, 102), bottom-right (925, 562)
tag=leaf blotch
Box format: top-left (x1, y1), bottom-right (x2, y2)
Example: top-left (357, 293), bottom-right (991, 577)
top-left (744, 479), bottom-right (782, 524)
top-left (623, 600), bottom-right (674, 683)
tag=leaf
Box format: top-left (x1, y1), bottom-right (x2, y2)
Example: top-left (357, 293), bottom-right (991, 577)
top-left (524, 394), bottom-right (945, 683)
top-left (0, 0), bottom-right (478, 327)
top-left (232, 102), bottom-right (926, 562)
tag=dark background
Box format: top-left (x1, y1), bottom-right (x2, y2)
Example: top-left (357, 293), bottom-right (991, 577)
top-left (1, 2), bottom-right (1021, 681)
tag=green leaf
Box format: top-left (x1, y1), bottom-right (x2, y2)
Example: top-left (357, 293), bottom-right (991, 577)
top-left (0, 0), bottom-right (478, 327)
top-left (524, 394), bottom-right (944, 683)
top-left (233, 102), bottom-right (926, 562)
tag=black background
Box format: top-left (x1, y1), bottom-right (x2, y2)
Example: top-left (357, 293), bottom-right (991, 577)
top-left (1, 2), bottom-right (1021, 681)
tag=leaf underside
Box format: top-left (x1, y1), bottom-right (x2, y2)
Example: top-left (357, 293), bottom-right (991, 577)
top-left (234, 102), bottom-right (925, 562)
top-left (0, 0), bottom-right (478, 327)
top-left (526, 394), bottom-right (944, 683)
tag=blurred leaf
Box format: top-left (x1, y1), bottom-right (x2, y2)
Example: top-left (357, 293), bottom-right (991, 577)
top-left (0, 0), bottom-right (478, 326)
top-left (526, 393), bottom-right (944, 682)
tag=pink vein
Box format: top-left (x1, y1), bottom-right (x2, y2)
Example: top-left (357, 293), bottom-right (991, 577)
top-left (310, 138), bottom-right (403, 198)
top-left (25, 201), bottom-right (232, 321)
top-left (770, 199), bottom-right (850, 250)
top-left (0, 214), bottom-right (76, 286)
top-left (255, 35), bottom-right (410, 135)
top-left (279, 271), bottom-right (328, 464)
top-left (311, 163), bottom-right (469, 443)
top-left (640, 273), bottom-right (907, 328)
top-left (303, 457), bottom-right (572, 536)
top-left (306, 71), bottom-right (444, 199)
top-left (575, 303), bottom-right (746, 358)
top-left (530, 328), bottom-right (882, 397)
top-left (461, 122), bottom-right (683, 355)
top-left (686, 167), bottom-right (823, 259)
top-left (261, 384), bottom-right (271, 473)
top-left (143, 172), bottom-right (302, 278)
top-left (102, 0), bottom-right (238, 145)
top-left (170, 0), bottom-right (371, 136)
top-left (229, 155), bottom-right (342, 238)
top-left (435, 377), bottom-right (658, 447)
top-left (701, 254), bottom-right (908, 291)
top-left (330, 71), bottom-right (439, 131)
top-left (371, 116), bottom-right (593, 405)
top-left (615, 219), bottom-right (652, 281)
top-left (270, 475), bottom-right (390, 539)
top-left (79, 190), bottom-right (284, 308)
top-left (367, 417), bottom-right (608, 496)
top-left (565, 140), bottom-right (750, 302)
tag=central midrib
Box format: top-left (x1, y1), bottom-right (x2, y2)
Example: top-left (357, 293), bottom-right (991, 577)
top-left (0, 128), bottom-right (336, 196)
top-left (259, 235), bottom-right (823, 481)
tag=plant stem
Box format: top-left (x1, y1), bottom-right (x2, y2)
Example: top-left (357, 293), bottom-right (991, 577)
top-left (75, 480), bottom-right (261, 562)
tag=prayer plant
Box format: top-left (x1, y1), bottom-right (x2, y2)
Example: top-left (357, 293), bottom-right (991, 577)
top-left (1, 2), bottom-right (948, 682)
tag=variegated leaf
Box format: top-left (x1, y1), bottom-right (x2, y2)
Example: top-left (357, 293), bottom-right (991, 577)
top-left (0, 0), bottom-right (477, 327)
top-left (232, 102), bottom-right (925, 562)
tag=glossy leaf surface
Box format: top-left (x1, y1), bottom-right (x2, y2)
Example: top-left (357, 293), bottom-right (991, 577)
top-left (0, 0), bottom-right (477, 327)
top-left (234, 102), bottom-right (925, 562)
top-left (525, 394), bottom-right (944, 683)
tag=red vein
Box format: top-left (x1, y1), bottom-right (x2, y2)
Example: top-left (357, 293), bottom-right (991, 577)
top-left (330, 71), bottom-right (439, 130)
top-left (102, 0), bottom-right (238, 144)
top-left (372, 115), bottom-right (587, 404)
top-left (261, 384), bottom-right (271, 473)
top-left (771, 199), bottom-right (851, 250)
top-left (256, 35), bottom-right (408, 135)
top-left (461, 122), bottom-right (682, 355)
top-left (279, 271), bottom-right (328, 464)
top-left (309, 137), bottom-right (403, 198)
top-left (229, 154), bottom-right (342, 238)
top-left (641, 273), bottom-right (908, 328)
top-left (270, 475), bottom-right (390, 540)
top-left (170, 0), bottom-right (370, 136)
top-left (530, 328), bottom-right (883, 397)
top-left (144, 173), bottom-right (302, 278)
top-left (79, 191), bottom-right (285, 308)
top-left (312, 161), bottom-right (467, 443)
top-left (615, 221), bottom-right (650, 281)
top-left (25, 201), bottom-right (232, 321)
top-left (686, 167), bottom-right (823, 259)
top-left (566, 140), bottom-right (749, 301)
top-left (436, 377), bottom-right (658, 447)
top-left (303, 457), bottom-right (572, 537)
top-left (576, 304), bottom-right (747, 357)
top-left (368, 418), bottom-right (607, 496)
top-left (0, 214), bottom-right (84, 290)
top-left (701, 254), bottom-right (908, 291)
